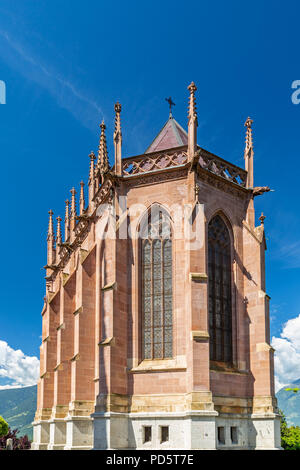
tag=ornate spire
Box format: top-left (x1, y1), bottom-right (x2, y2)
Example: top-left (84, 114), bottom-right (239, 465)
top-left (56, 216), bottom-right (62, 246)
top-left (47, 210), bottom-right (54, 239)
top-left (244, 117), bottom-right (254, 188)
top-left (245, 117), bottom-right (253, 152)
top-left (188, 82), bottom-right (197, 120)
top-left (80, 181), bottom-right (85, 215)
top-left (70, 187), bottom-right (77, 231)
top-left (97, 120), bottom-right (109, 176)
top-left (88, 151), bottom-right (96, 207)
top-left (187, 81), bottom-right (198, 160)
top-left (64, 199), bottom-right (70, 241)
top-left (47, 210), bottom-right (55, 265)
top-left (114, 102), bottom-right (122, 176)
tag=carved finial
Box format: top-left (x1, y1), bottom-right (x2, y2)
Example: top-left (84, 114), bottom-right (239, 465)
top-left (47, 210), bottom-right (55, 265)
top-left (114, 102), bottom-right (122, 176)
top-left (88, 151), bottom-right (96, 207)
top-left (244, 117), bottom-right (254, 189)
top-left (56, 216), bottom-right (62, 246)
top-left (47, 210), bottom-right (54, 239)
top-left (114, 102), bottom-right (122, 137)
top-left (89, 151), bottom-right (96, 177)
top-left (259, 212), bottom-right (266, 225)
top-left (188, 82), bottom-right (197, 120)
top-left (244, 117), bottom-right (253, 152)
top-left (187, 82), bottom-right (198, 160)
top-left (80, 181), bottom-right (85, 215)
top-left (70, 187), bottom-right (77, 231)
top-left (114, 101), bottom-right (122, 116)
top-left (89, 151), bottom-right (95, 181)
top-left (97, 120), bottom-right (109, 176)
top-left (64, 199), bottom-right (70, 241)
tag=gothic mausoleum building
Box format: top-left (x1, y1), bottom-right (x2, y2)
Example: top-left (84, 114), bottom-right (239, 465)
top-left (32, 83), bottom-right (281, 450)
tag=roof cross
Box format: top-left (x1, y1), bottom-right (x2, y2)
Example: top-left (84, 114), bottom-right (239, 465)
top-left (165, 96), bottom-right (175, 116)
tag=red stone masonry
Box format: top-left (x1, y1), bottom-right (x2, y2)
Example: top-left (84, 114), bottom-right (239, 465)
top-left (34, 86), bottom-right (277, 447)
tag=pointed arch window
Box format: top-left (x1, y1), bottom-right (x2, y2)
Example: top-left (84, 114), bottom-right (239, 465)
top-left (208, 215), bottom-right (232, 363)
top-left (141, 208), bottom-right (173, 360)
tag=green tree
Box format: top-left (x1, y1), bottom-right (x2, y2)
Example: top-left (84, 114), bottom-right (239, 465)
top-left (280, 409), bottom-right (300, 450)
top-left (0, 416), bottom-right (8, 437)
top-left (285, 387), bottom-right (300, 393)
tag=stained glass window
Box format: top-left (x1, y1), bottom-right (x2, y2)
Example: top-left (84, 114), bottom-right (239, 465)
top-left (141, 208), bottom-right (172, 359)
top-left (208, 215), bottom-right (232, 363)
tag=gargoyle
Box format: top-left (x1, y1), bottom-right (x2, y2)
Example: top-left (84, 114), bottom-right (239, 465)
top-left (253, 186), bottom-right (272, 196)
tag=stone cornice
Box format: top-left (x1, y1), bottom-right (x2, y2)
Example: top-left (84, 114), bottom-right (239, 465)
top-left (196, 166), bottom-right (249, 199)
top-left (124, 167), bottom-right (188, 188)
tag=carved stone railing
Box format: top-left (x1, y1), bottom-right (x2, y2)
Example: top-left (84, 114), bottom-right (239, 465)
top-left (122, 147), bottom-right (188, 176)
top-left (198, 148), bottom-right (247, 187)
top-left (93, 177), bottom-right (113, 206)
top-left (121, 145), bottom-right (247, 188)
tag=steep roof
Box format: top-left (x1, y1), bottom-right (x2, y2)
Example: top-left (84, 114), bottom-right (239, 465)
top-left (145, 115), bottom-right (188, 154)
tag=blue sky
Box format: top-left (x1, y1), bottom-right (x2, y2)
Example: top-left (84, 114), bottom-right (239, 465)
top-left (0, 0), bottom-right (299, 387)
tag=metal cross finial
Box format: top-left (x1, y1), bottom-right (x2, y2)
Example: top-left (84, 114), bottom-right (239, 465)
top-left (165, 96), bottom-right (175, 116)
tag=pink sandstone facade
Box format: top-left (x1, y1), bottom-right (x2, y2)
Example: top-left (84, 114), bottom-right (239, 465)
top-left (32, 83), bottom-right (281, 450)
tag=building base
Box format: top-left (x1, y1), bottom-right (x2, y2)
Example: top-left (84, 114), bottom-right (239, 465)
top-left (48, 418), bottom-right (67, 450)
top-left (32, 410), bottom-right (282, 450)
top-left (249, 413), bottom-right (282, 450)
top-left (92, 411), bottom-right (282, 450)
top-left (31, 420), bottom-right (50, 450)
top-left (92, 411), bottom-right (218, 450)
top-left (64, 416), bottom-right (93, 450)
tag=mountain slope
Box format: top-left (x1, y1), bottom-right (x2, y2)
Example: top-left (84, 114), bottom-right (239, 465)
top-left (0, 385), bottom-right (37, 440)
top-left (276, 379), bottom-right (300, 427)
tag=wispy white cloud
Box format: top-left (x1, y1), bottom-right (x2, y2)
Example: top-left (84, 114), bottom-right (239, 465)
top-left (277, 241), bottom-right (300, 269)
top-left (272, 314), bottom-right (300, 391)
top-left (267, 208), bottom-right (300, 270)
top-left (0, 28), bottom-right (104, 130)
top-left (0, 340), bottom-right (39, 390)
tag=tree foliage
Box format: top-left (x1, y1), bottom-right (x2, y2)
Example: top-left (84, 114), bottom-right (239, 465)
top-left (280, 410), bottom-right (300, 450)
top-left (0, 428), bottom-right (31, 450)
top-left (0, 417), bottom-right (8, 437)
